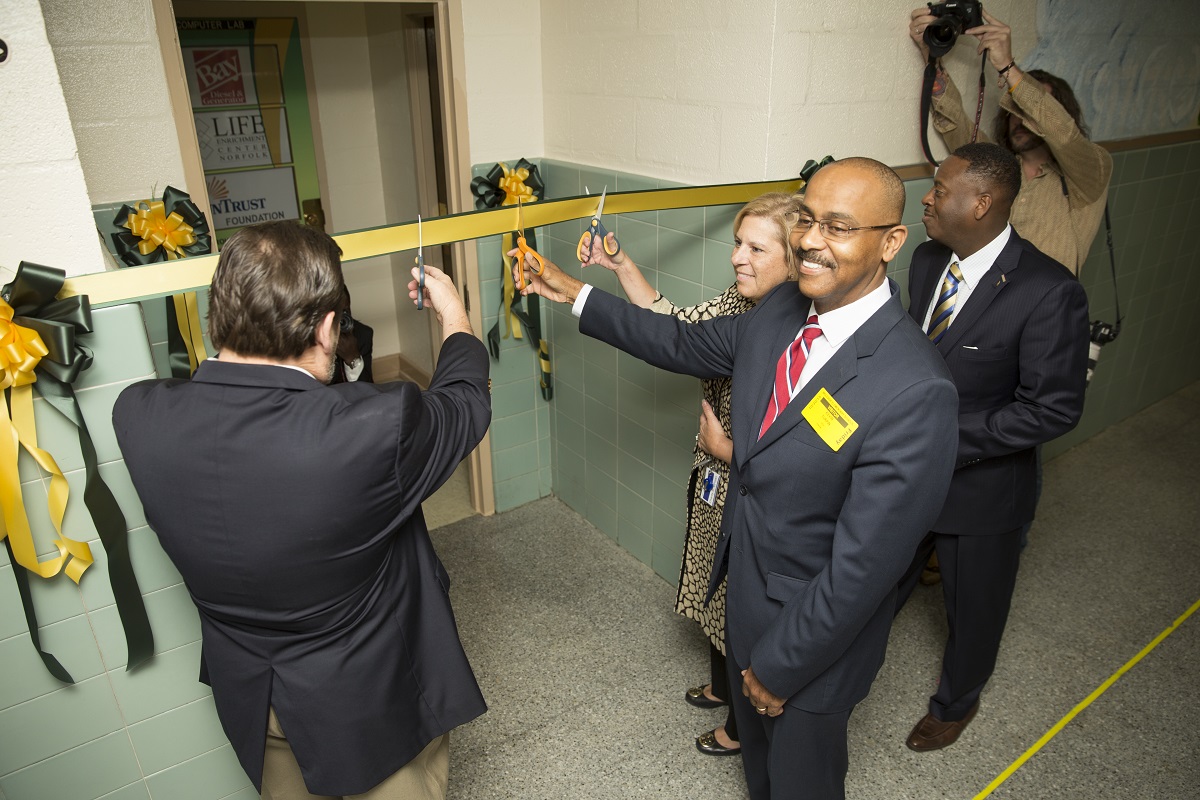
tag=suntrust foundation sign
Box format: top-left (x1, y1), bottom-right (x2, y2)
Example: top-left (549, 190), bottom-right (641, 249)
top-left (184, 46), bottom-right (259, 107)
top-left (206, 167), bottom-right (299, 230)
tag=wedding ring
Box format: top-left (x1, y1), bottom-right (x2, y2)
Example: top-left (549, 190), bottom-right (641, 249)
top-left (756, 706), bottom-right (767, 713)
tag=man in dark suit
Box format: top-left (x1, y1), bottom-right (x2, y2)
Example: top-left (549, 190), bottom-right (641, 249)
top-left (897, 142), bottom-right (1089, 751)
top-left (113, 221), bottom-right (490, 799)
top-left (517, 159), bottom-right (959, 799)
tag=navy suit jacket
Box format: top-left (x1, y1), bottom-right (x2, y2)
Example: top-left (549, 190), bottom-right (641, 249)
top-left (113, 332), bottom-right (490, 795)
top-left (908, 231), bottom-right (1090, 534)
top-left (581, 281), bottom-right (958, 711)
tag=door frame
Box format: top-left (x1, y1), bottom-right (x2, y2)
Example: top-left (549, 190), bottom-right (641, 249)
top-left (151, 0), bottom-right (494, 516)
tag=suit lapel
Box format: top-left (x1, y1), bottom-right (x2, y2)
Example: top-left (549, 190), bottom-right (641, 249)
top-left (737, 288), bottom-right (811, 464)
top-left (912, 243), bottom-right (951, 327)
top-left (744, 283), bottom-right (904, 459)
top-left (936, 233), bottom-right (1023, 353)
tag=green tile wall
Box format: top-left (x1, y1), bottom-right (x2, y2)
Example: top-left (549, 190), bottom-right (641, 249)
top-left (0, 303), bottom-right (253, 800)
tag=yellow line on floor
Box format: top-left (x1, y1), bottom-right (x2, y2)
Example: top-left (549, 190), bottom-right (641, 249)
top-left (974, 595), bottom-right (1200, 799)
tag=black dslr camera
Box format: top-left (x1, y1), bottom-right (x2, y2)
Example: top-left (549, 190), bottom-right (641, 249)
top-left (924, 0), bottom-right (984, 58)
top-left (1085, 320), bottom-right (1120, 387)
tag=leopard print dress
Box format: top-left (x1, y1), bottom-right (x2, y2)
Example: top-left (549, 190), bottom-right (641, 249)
top-left (651, 285), bottom-right (755, 655)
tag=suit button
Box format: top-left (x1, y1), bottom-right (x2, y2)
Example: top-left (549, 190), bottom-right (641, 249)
top-left (739, 486), bottom-right (748, 496)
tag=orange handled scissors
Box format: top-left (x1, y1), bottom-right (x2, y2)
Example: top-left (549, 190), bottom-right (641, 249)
top-left (576, 186), bottom-right (621, 263)
top-left (513, 197), bottom-right (546, 291)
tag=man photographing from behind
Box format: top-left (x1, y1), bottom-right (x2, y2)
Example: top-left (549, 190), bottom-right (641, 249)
top-left (909, 5), bottom-right (1112, 275)
top-left (114, 221), bottom-right (490, 799)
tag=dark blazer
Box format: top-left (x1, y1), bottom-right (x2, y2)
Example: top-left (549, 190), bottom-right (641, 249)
top-left (113, 332), bottom-right (490, 796)
top-left (908, 231), bottom-right (1089, 534)
top-left (581, 281), bottom-right (959, 710)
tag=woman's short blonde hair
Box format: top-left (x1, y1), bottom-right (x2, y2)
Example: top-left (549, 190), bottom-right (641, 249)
top-left (732, 192), bottom-right (804, 273)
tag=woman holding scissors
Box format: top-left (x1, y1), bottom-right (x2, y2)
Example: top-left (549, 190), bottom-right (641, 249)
top-left (581, 191), bottom-right (803, 757)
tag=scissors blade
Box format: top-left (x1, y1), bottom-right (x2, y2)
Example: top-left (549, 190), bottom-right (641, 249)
top-left (595, 186), bottom-right (607, 218)
top-left (417, 213), bottom-right (423, 256)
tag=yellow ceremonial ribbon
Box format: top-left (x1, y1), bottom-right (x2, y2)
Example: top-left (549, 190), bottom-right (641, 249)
top-left (172, 292), bottom-right (209, 371)
top-left (499, 232), bottom-right (524, 342)
top-left (64, 178), bottom-right (807, 307)
top-left (0, 299), bottom-right (94, 582)
top-left (124, 200), bottom-right (198, 260)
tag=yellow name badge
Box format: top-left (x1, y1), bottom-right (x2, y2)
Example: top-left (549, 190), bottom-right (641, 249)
top-left (801, 388), bottom-right (859, 451)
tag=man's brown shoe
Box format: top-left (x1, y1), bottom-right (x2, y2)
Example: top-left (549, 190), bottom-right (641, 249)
top-left (905, 702), bottom-right (979, 752)
top-left (919, 553), bottom-right (941, 586)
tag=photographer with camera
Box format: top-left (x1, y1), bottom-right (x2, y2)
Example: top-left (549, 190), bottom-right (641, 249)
top-left (908, 4), bottom-right (1112, 276)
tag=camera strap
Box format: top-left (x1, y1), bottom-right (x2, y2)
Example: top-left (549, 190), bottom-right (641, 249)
top-left (1061, 176), bottom-right (1123, 336)
top-left (970, 51), bottom-right (987, 143)
top-left (919, 56), bottom-right (940, 166)
top-left (1102, 203), bottom-right (1124, 335)
top-left (919, 52), bottom-right (989, 166)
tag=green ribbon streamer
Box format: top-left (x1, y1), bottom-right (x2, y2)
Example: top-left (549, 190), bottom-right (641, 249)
top-left (3, 537), bottom-right (73, 682)
top-left (3, 262), bottom-right (155, 677)
top-left (473, 159), bottom-right (553, 401)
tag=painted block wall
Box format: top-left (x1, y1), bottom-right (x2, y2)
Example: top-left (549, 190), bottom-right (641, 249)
top-left (0, 0), bottom-right (109, 276)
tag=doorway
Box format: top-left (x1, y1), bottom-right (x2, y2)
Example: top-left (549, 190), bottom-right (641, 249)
top-left (158, 0), bottom-right (493, 516)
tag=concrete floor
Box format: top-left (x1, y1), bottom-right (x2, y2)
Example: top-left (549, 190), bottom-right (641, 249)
top-left (429, 381), bottom-right (1200, 799)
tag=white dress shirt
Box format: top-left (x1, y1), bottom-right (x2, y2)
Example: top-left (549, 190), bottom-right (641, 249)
top-left (919, 225), bottom-right (1013, 332)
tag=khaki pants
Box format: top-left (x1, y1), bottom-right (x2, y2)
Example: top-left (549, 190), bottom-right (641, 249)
top-left (261, 707), bottom-right (449, 800)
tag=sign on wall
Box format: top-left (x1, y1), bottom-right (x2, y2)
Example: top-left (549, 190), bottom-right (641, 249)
top-left (178, 18), bottom-right (321, 243)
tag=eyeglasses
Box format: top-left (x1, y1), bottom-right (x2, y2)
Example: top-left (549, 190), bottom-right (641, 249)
top-left (796, 215), bottom-right (900, 242)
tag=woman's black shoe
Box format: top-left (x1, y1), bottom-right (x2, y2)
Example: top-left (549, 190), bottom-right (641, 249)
top-left (696, 729), bottom-right (741, 756)
top-left (684, 685), bottom-right (727, 709)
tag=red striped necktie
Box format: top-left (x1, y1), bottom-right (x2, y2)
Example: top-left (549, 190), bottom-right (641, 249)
top-left (759, 315), bottom-right (822, 439)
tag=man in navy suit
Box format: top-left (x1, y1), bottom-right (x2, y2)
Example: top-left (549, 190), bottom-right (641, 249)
top-left (517, 159), bottom-right (959, 800)
top-left (114, 221), bottom-right (490, 799)
top-left (898, 142), bottom-right (1090, 751)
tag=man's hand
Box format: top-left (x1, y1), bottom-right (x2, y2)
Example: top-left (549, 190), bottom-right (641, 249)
top-left (742, 666), bottom-right (786, 718)
top-left (508, 248), bottom-right (585, 304)
top-left (697, 399), bottom-right (733, 465)
top-left (409, 264), bottom-right (472, 339)
top-left (908, 6), bottom-right (936, 61)
top-left (968, 9), bottom-right (1019, 75)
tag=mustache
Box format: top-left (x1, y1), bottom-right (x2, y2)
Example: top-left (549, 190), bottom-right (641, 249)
top-left (798, 250), bottom-right (835, 270)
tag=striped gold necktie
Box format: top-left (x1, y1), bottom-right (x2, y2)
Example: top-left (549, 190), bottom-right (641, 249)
top-left (926, 261), bottom-right (964, 345)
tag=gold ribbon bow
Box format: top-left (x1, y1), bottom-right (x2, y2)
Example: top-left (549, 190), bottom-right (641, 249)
top-left (0, 298), bottom-right (93, 582)
top-left (124, 200), bottom-right (197, 259)
top-left (498, 162), bottom-right (538, 206)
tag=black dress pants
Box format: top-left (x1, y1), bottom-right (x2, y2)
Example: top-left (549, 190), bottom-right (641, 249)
top-left (727, 647), bottom-right (850, 800)
top-left (897, 526), bottom-right (1023, 721)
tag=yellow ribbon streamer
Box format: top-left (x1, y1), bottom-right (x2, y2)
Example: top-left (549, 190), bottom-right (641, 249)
top-left (500, 232), bottom-right (524, 342)
top-left (0, 299), bottom-right (94, 582)
top-left (172, 292), bottom-right (209, 371)
top-left (124, 200), bottom-right (198, 260)
top-left (64, 178), bottom-right (806, 307)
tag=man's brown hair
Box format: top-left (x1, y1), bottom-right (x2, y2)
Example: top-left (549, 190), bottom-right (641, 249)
top-left (208, 221), bottom-right (345, 359)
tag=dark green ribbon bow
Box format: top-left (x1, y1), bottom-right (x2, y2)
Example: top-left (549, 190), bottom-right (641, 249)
top-left (3, 262), bottom-right (155, 681)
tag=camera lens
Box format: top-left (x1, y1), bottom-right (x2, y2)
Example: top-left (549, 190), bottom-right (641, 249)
top-left (923, 17), bottom-right (962, 58)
